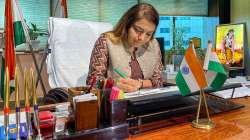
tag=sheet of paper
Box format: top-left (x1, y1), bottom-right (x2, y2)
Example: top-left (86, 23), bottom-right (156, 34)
top-left (211, 86), bottom-right (250, 99)
top-left (124, 86), bottom-right (179, 99)
top-left (226, 76), bottom-right (250, 86)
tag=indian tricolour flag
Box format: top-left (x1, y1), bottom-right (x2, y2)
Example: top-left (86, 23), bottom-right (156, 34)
top-left (175, 43), bottom-right (207, 96)
top-left (1, 0), bottom-right (30, 100)
top-left (203, 41), bottom-right (227, 90)
top-left (54, 0), bottom-right (68, 18)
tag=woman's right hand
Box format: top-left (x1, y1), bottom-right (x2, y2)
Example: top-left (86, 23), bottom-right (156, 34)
top-left (116, 78), bottom-right (141, 93)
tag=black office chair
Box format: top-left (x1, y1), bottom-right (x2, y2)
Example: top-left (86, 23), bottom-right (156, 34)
top-left (156, 37), bottom-right (165, 65)
top-left (44, 88), bottom-right (69, 104)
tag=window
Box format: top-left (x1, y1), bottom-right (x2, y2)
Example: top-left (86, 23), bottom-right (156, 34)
top-left (67, 0), bottom-right (99, 22)
top-left (160, 28), bottom-right (170, 33)
top-left (0, 0), bottom-right (50, 30)
top-left (67, 0), bottom-right (137, 25)
top-left (141, 0), bottom-right (208, 16)
top-left (155, 16), bottom-right (219, 50)
top-left (0, 0), bottom-right (218, 51)
top-left (0, 0), bottom-right (4, 28)
top-left (0, 0), bottom-right (50, 48)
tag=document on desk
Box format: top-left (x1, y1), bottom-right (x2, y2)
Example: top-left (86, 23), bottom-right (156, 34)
top-left (124, 86), bottom-right (179, 99)
top-left (211, 76), bottom-right (250, 99)
top-left (226, 76), bottom-right (250, 86)
top-left (210, 86), bottom-right (250, 99)
top-left (0, 112), bottom-right (26, 126)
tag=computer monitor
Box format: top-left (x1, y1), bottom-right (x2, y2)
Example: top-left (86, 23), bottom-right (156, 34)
top-left (215, 23), bottom-right (245, 69)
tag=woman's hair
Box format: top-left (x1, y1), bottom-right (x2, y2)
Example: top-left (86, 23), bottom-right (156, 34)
top-left (106, 3), bottom-right (159, 44)
top-left (227, 29), bottom-right (234, 37)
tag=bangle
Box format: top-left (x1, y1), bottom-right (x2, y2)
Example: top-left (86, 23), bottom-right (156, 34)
top-left (138, 79), bottom-right (143, 89)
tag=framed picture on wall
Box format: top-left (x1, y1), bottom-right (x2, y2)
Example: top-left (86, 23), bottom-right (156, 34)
top-left (215, 23), bottom-right (245, 69)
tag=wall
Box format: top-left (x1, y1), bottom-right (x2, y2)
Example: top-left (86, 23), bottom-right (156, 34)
top-left (230, 0), bottom-right (250, 75)
top-left (142, 0), bottom-right (208, 16)
top-left (0, 53), bottom-right (50, 101)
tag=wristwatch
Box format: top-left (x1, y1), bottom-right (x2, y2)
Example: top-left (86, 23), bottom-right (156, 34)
top-left (138, 79), bottom-right (143, 89)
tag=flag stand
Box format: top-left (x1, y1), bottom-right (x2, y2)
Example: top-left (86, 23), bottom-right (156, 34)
top-left (192, 89), bottom-right (215, 129)
top-left (27, 43), bottom-right (47, 97)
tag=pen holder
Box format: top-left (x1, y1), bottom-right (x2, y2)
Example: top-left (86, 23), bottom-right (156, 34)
top-left (75, 100), bottom-right (98, 131)
top-left (101, 89), bottom-right (127, 126)
top-left (68, 86), bottom-right (102, 130)
top-left (67, 86), bottom-right (89, 104)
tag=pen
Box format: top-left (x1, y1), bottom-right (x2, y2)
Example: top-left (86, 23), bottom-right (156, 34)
top-left (31, 68), bottom-right (42, 139)
top-left (14, 68), bottom-right (20, 140)
top-left (24, 69), bottom-right (32, 140)
top-left (4, 67), bottom-right (10, 140)
top-left (114, 68), bottom-right (127, 78)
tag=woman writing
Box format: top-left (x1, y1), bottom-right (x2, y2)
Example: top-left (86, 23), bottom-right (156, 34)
top-left (87, 3), bottom-right (163, 92)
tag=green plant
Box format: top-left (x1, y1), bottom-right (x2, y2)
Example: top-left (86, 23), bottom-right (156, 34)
top-left (173, 27), bottom-right (186, 52)
top-left (165, 26), bottom-right (186, 65)
top-left (29, 23), bottom-right (47, 40)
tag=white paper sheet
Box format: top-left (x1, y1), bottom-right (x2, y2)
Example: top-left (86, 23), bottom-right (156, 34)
top-left (211, 86), bottom-right (250, 99)
top-left (124, 86), bottom-right (179, 98)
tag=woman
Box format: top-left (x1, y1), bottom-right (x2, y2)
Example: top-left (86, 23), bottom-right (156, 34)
top-left (87, 3), bottom-right (163, 92)
top-left (221, 29), bottom-right (235, 64)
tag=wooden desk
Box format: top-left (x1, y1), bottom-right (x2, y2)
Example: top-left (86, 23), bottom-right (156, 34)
top-left (128, 97), bottom-right (250, 140)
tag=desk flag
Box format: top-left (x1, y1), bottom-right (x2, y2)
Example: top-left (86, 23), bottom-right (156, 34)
top-left (175, 42), bottom-right (207, 96)
top-left (203, 41), bottom-right (227, 90)
top-left (1, 0), bottom-right (30, 100)
top-left (54, 0), bottom-right (68, 18)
